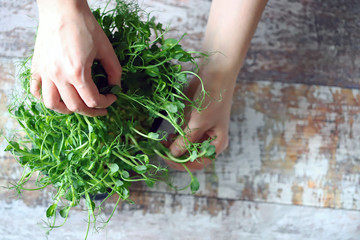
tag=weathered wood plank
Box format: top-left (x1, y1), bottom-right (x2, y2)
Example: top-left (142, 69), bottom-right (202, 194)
top-left (241, 0), bottom-right (360, 89)
top-left (142, 0), bottom-right (360, 89)
top-left (132, 80), bottom-right (360, 210)
top-left (0, 58), bottom-right (20, 169)
top-left (1, 0), bottom-right (360, 238)
top-left (2, 0), bottom-right (359, 88)
top-left (0, 195), bottom-right (359, 240)
top-left (0, 1), bottom-right (38, 58)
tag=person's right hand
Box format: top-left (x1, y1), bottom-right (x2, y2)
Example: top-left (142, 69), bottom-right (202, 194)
top-left (31, 0), bottom-right (122, 116)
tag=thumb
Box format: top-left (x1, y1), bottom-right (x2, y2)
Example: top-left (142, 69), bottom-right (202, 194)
top-left (169, 127), bottom-right (203, 157)
top-left (97, 44), bottom-right (122, 87)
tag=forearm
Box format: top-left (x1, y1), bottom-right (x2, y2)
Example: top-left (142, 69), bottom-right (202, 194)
top-left (203, 0), bottom-right (268, 80)
top-left (36, 0), bottom-right (91, 22)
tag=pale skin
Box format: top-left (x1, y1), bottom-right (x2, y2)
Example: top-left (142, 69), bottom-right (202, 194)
top-left (32, 0), bottom-right (122, 116)
top-left (31, 0), bottom-right (267, 171)
top-left (167, 0), bottom-right (268, 171)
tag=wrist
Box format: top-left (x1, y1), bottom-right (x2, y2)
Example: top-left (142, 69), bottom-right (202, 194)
top-left (198, 64), bottom-right (237, 100)
top-left (37, 0), bottom-right (90, 19)
top-left (200, 58), bottom-right (238, 84)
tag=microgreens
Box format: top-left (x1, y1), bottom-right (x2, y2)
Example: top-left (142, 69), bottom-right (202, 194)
top-left (4, 1), bottom-right (216, 238)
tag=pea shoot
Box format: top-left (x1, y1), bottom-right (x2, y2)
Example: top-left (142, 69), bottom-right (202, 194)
top-left (4, 1), bottom-right (216, 238)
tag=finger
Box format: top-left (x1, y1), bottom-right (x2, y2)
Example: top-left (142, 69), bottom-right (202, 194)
top-left (172, 130), bottom-right (226, 172)
top-left (168, 128), bottom-right (228, 171)
top-left (56, 82), bottom-right (107, 117)
top-left (164, 157), bottom-right (212, 172)
top-left (97, 42), bottom-right (122, 87)
top-left (208, 128), bottom-right (229, 157)
top-left (42, 79), bottom-right (72, 114)
top-left (185, 157), bottom-right (212, 171)
top-left (169, 127), bottom-right (203, 157)
top-left (74, 67), bottom-right (117, 109)
top-left (30, 73), bottom-right (42, 99)
top-left (30, 55), bottom-right (42, 99)
top-left (161, 133), bottom-right (177, 148)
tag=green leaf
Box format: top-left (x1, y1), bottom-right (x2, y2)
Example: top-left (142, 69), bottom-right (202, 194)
top-left (165, 103), bottom-right (178, 113)
top-left (190, 177), bottom-right (200, 194)
top-left (145, 67), bottom-right (159, 77)
top-left (4, 144), bottom-right (13, 152)
top-left (18, 156), bottom-right (32, 165)
top-left (46, 203), bottom-right (57, 218)
top-left (176, 101), bottom-right (186, 110)
top-left (122, 188), bottom-right (129, 199)
top-left (133, 165), bottom-right (147, 174)
top-left (145, 179), bottom-right (155, 188)
top-left (176, 73), bottom-right (187, 83)
top-left (103, 15), bottom-right (113, 29)
top-left (204, 145), bottom-right (216, 159)
top-left (122, 170), bottom-right (130, 179)
top-left (115, 179), bottom-right (124, 187)
top-left (59, 206), bottom-right (70, 218)
top-left (92, 8), bottom-right (101, 21)
top-left (110, 85), bottom-right (121, 94)
top-left (109, 163), bottom-right (119, 174)
top-left (88, 125), bottom-right (94, 133)
top-left (30, 102), bottom-right (39, 115)
top-left (148, 132), bottom-right (159, 139)
top-left (179, 53), bottom-right (192, 62)
top-left (5, 141), bottom-right (20, 152)
top-left (67, 152), bottom-right (74, 161)
top-left (162, 38), bottom-right (178, 50)
top-left (200, 140), bottom-right (210, 151)
top-left (190, 150), bottom-right (197, 162)
top-left (114, 15), bottom-right (124, 29)
top-left (136, 154), bottom-right (149, 164)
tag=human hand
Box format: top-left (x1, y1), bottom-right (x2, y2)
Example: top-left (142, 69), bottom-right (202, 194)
top-left (163, 0), bottom-right (267, 171)
top-left (166, 68), bottom-right (235, 171)
top-left (31, 0), bottom-right (122, 116)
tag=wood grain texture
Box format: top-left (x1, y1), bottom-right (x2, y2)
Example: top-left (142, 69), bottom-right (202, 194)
top-left (1, 197), bottom-right (359, 240)
top-left (142, 0), bottom-right (360, 89)
top-left (241, 0), bottom-right (360, 89)
top-left (129, 80), bottom-right (360, 210)
top-left (2, 0), bottom-right (359, 88)
top-left (0, 0), bottom-right (360, 239)
top-left (0, 1), bottom-right (37, 58)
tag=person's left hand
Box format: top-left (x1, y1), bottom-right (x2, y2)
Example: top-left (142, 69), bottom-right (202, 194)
top-left (165, 68), bottom-right (236, 171)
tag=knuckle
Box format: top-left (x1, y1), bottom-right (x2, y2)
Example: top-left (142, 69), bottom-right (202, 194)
top-left (30, 83), bottom-right (39, 95)
top-left (72, 61), bottom-right (84, 79)
top-left (30, 88), bottom-right (39, 98)
top-left (67, 104), bottom-right (82, 113)
top-left (53, 66), bottom-right (62, 79)
top-left (86, 98), bottom-right (100, 108)
top-left (44, 100), bottom-right (58, 110)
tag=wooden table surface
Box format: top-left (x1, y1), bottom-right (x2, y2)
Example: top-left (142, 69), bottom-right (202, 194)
top-left (0, 0), bottom-right (359, 239)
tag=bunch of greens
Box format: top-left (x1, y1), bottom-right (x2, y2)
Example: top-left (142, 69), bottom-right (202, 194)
top-left (4, 0), bottom-right (216, 238)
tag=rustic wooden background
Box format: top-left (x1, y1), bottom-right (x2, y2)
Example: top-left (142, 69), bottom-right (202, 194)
top-left (0, 0), bottom-right (360, 239)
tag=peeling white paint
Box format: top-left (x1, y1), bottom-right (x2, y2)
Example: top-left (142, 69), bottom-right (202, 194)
top-left (1, 199), bottom-right (360, 240)
top-left (294, 136), bottom-right (329, 179)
